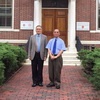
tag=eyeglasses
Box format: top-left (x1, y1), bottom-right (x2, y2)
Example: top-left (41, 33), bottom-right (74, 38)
top-left (54, 31), bottom-right (59, 33)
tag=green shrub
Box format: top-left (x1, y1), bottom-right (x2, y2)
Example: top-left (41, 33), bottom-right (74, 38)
top-left (0, 43), bottom-right (27, 84)
top-left (77, 49), bottom-right (91, 61)
top-left (2, 50), bottom-right (18, 79)
top-left (0, 61), bottom-right (5, 85)
top-left (9, 46), bottom-right (27, 66)
top-left (89, 58), bottom-right (100, 90)
top-left (77, 49), bottom-right (93, 73)
top-left (0, 43), bottom-right (27, 66)
top-left (77, 48), bottom-right (100, 90)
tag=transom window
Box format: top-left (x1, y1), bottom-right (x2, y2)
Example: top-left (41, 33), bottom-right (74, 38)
top-left (42, 0), bottom-right (68, 8)
top-left (0, 0), bottom-right (12, 28)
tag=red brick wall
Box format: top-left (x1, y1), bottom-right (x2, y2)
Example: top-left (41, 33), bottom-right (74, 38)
top-left (0, 0), bottom-right (100, 43)
top-left (0, 0), bottom-right (33, 40)
top-left (76, 0), bottom-right (100, 41)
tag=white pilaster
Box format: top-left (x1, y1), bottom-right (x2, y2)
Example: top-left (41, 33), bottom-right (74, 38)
top-left (34, 0), bottom-right (41, 34)
top-left (68, 0), bottom-right (76, 52)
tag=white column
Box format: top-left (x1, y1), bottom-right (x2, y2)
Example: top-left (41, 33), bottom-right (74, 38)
top-left (33, 0), bottom-right (41, 34)
top-left (68, 0), bottom-right (76, 52)
top-left (39, 0), bottom-right (42, 25)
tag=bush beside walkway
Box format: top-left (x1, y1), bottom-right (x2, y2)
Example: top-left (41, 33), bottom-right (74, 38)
top-left (0, 43), bottom-right (27, 85)
top-left (77, 48), bottom-right (100, 90)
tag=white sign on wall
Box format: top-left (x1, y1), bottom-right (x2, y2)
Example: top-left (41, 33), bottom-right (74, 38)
top-left (20, 21), bottom-right (33, 30)
top-left (76, 22), bottom-right (90, 31)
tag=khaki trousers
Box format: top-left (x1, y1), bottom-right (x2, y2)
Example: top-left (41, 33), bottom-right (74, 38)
top-left (48, 55), bottom-right (63, 85)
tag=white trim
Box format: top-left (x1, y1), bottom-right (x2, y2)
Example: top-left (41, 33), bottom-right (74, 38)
top-left (81, 41), bottom-right (100, 45)
top-left (0, 39), bottom-right (99, 45)
top-left (40, 0), bottom-right (42, 25)
top-left (0, 39), bottom-right (27, 43)
top-left (0, 39), bottom-right (100, 44)
top-left (96, 0), bottom-right (98, 30)
top-left (42, 8), bottom-right (68, 9)
top-left (34, 0), bottom-right (41, 34)
top-left (96, 0), bottom-right (100, 31)
top-left (68, 0), bottom-right (76, 52)
top-left (0, 0), bottom-right (17, 31)
top-left (90, 30), bottom-right (100, 33)
top-left (12, 0), bottom-right (14, 29)
top-left (0, 29), bottom-right (20, 32)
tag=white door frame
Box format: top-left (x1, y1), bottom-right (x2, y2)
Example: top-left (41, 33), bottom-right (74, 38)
top-left (33, 0), bottom-right (76, 52)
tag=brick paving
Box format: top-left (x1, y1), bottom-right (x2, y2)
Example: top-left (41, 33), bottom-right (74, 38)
top-left (0, 65), bottom-right (100, 100)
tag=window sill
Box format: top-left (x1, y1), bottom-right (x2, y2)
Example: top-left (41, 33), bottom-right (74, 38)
top-left (90, 30), bottom-right (100, 33)
top-left (81, 41), bottom-right (100, 44)
top-left (0, 39), bottom-right (27, 43)
top-left (0, 29), bottom-right (20, 32)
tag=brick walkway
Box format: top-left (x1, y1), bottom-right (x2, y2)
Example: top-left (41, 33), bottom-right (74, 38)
top-left (0, 66), bottom-right (100, 100)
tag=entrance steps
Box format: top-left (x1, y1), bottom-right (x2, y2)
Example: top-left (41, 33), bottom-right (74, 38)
top-left (23, 51), bottom-right (81, 66)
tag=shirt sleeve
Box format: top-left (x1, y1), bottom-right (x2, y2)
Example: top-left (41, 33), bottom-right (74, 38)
top-left (46, 39), bottom-right (52, 49)
top-left (61, 40), bottom-right (67, 51)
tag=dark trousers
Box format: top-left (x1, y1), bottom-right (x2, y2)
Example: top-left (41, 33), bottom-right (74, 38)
top-left (31, 52), bottom-right (44, 84)
top-left (48, 55), bottom-right (63, 85)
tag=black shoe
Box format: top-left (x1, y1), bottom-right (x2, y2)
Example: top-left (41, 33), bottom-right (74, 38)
top-left (32, 83), bottom-right (37, 87)
top-left (55, 85), bottom-right (60, 89)
top-left (38, 83), bottom-right (43, 87)
top-left (46, 82), bottom-right (55, 87)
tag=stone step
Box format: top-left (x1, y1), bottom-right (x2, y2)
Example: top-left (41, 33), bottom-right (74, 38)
top-left (23, 59), bottom-right (81, 66)
top-left (23, 62), bottom-right (81, 66)
top-left (23, 51), bottom-right (81, 66)
top-left (46, 56), bottom-right (79, 60)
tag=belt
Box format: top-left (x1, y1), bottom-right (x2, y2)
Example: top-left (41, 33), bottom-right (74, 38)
top-left (52, 54), bottom-right (57, 56)
top-left (36, 52), bottom-right (40, 53)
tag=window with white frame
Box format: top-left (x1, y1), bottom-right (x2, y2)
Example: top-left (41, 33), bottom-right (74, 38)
top-left (0, 0), bottom-right (12, 28)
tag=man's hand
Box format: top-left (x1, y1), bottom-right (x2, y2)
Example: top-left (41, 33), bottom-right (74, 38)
top-left (50, 55), bottom-right (58, 60)
top-left (29, 57), bottom-right (32, 60)
top-left (44, 57), bottom-right (47, 61)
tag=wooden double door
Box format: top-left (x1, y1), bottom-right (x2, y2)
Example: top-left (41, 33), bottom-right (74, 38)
top-left (42, 9), bottom-right (68, 45)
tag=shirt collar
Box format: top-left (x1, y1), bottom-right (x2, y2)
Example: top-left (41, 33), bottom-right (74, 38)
top-left (36, 34), bottom-right (41, 37)
top-left (54, 37), bottom-right (59, 40)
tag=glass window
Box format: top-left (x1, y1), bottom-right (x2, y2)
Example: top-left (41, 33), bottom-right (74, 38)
top-left (0, 0), bottom-right (12, 28)
top-left (42, 0), bottom-right (68, 8)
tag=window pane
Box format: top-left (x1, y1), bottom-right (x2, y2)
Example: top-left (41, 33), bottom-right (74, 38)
top-left (0, 16), bottom-right (6, 26)
top-left (6, 16), bottom-right (12, 26)
top-left (0, 7), bottom-right (12, 15)
top-left (0, 8), bottom-right (5, 14)
top-left (98, 17), bottom-right (100, 28)
top-left (6, 8), bottom-right (12, 14)
top-left (99, 9), bottom-right (100, 15)
top-left (7, 0), bottom-right (12, 5)
top-left (98, 0), bottom-right (100, 7)
top-left (0, 0), bottom-right (5, 7)
top-left (7, 0), bottom-right (12, 7)
top-left (0, 0), bottom-right (12, 28)
top-left (42, 0), bottom-right (68, 8)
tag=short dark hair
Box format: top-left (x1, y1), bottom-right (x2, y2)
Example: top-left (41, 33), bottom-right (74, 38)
top-left (36, 25), bottom-right (42, 29)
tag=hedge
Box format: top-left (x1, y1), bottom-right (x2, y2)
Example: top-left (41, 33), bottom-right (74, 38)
top-left (0, 43), bottom-right (27, 85)
top-left (77, 48), bottom-right (100, 90)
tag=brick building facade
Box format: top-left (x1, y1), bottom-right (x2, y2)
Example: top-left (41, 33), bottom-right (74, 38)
top-left (0, 0), bottom-right (100, 51)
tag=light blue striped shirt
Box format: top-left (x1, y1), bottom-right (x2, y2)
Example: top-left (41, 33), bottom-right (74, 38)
top-left (36, 34), bottom-right (41, 52)
top-left (46, 37), bottom-right (67, 54)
